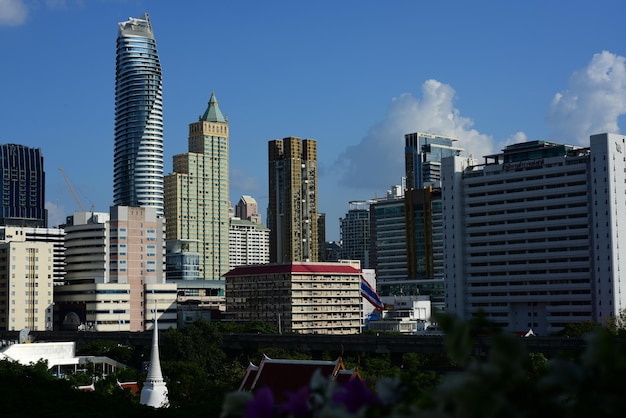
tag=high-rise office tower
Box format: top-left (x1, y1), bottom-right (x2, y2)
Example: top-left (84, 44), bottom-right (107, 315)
top-left (0, 144), bottom-right (46, 227)
top-left (164, 92), bottom-right (230, 281)
top-left (405, 132), bottom-right (462, 189)
top-left (340, 200), bottom-right (373, 269)
top-left (267, 137), bottom-right (319, 263)
top-left (369, 187), bottom-right (407, 288)
top-left (114, 14), bottom-right (164, 216)
top-left (401, 132), bottom-right (461, 312)
top-left (404, 186), bottom-right (445, 312)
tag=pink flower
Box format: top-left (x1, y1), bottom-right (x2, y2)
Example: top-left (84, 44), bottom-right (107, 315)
top-left (244, 387), bottom-right (275, 418)
top-left (277, 386), bottom-right (311, 418)
top-left (332, 379), bottom-right (380, 413)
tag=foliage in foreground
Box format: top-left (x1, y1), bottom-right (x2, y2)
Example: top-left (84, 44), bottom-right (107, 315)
top-left (222, 314), bottom-right (626, 418)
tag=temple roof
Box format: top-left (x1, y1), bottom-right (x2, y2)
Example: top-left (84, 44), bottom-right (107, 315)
top-left (200, 91), bottom-right (226, 123)
top-left (238, 355), bottom-right (360, 402)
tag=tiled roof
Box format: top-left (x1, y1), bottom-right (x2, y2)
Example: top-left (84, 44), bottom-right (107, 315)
top-left (118, 381), bottom-right (140, 394)
top-left (239, 355), bottom-right (360, 402)
top-left (238, 362), bottom-right (259, 392)
top-left (224, 262), bottom-right (361, 277)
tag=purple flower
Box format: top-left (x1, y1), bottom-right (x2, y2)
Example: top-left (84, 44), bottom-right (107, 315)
top-left (277, 386), bottom-right (311, 418)
top-left (244, 387), bottom-right (275, 418)
top-left (332, 379), bottom-right (380, 413)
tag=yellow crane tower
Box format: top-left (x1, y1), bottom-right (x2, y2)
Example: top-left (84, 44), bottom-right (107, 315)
top-left (58, 168), bottom-right (93, 212)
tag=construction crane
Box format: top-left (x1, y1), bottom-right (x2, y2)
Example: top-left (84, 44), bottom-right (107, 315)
top-left (58, 168), bottom-right (89, 212)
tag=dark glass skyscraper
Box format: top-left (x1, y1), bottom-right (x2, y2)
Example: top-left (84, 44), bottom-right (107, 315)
top-left (114, 13), bottom-right (164, 215)
top-left (0, 144), bottom-right (46, 227)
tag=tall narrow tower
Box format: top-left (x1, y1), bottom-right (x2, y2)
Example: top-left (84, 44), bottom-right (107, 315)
top-left (0, 144), bottom-right (46, 227)
top-left (267, 137), bottom-right (319, 263)
top-left (140, 310), bottom-right (169, 408)
top-left (164, 92), bottom-right (230, 280)
top-left (114, 13), bottom-right (164, 216)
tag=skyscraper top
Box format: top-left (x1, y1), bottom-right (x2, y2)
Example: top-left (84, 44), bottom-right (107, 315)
top-left (118, 13), bottom-right (154, 38)
top-left (114, 13), bottom-right (164, 215)
top-left (200, 91), bottom-right (226, 123)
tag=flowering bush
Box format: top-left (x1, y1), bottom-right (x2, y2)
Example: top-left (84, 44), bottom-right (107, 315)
top-left (220, 369), bottom-right (397, 418)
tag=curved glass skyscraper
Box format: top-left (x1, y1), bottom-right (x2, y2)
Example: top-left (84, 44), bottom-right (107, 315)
top-left (114, 13), bottom-right (164, 216)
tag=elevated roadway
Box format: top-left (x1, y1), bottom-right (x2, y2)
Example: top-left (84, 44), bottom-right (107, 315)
top-left (0, 330), bottom-right (588, 358)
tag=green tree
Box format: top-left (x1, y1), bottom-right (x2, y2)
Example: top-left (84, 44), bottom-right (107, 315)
top-left (77, 339), bottom-right (135, 365)
top-left (554, 321), bottom-right (602, 337)
top-left (161, 319), bottom-right (225, 372)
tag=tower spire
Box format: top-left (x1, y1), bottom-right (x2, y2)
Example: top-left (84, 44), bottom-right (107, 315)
top-left (200, 91), bottom-right (226, 122)
top-left (140, 305), bottom-right (169, 408)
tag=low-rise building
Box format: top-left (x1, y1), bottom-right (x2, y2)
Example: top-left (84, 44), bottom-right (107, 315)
top-left (225, 262), bottom-right (363, 334)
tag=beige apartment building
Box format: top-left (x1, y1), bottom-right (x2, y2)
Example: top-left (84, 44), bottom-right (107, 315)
top-left (225, 262), bottom-right (363, 334)
top-left (267, 137), bottom-right (320, 263)
top-left (0, 239), bottom-right (54, 331)
top-left (164, 92), bottom-right (230, 282)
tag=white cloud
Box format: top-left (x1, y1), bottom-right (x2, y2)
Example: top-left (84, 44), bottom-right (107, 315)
top-left (547, 51), bottom-right (626, 145)
top-left (46, 201), bottom-right (67, 228)
top-left (334, 79), bottom-right (494, 190)
top-left (0, 0), bottom-right (28, 26)
top-left (501, 131), bottom-right (528, 148)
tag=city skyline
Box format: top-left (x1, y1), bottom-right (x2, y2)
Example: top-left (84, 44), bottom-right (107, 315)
top-left (3, 1), bottom-right (626, 240)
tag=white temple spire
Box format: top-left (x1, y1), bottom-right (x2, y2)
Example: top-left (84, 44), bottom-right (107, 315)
top-left (140, 304), bottom-right (169, 408)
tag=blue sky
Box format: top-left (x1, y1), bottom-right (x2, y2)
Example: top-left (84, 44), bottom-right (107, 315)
top-left (2, 0), bottom-right (626, 240)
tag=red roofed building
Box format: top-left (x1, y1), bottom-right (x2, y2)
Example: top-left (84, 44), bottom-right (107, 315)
top-left (238, 355), bottom-right (360, 402)
top-left (224, 262), bottom-right (363, 334)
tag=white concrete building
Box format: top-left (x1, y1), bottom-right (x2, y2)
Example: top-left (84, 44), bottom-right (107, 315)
top-left (229, 217), bottom-right (270, 269)
top-left (442, 134), bottom-right (626, 335)
top-left (0, 226), bottom-right (65, 286)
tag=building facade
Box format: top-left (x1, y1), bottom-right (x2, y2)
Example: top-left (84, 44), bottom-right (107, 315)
top-left (0, 238), bottom-right (54, 331)
top-left (442, 134), bottom-right (626, 334)
top-left (404, 187), bottom-right (445, 312)
top-left (369, 186), bottom-right (407, 292)
top-left (114, 14), bottom-right (164, 215)
top-left (164, 92), bottom-right (230, 282)
top-left (0, 226), bottom-right (65, 286)
top-left (0, 144), bottom-right (46, 227)
top-left (229, 218), bottom-right (270, 269)
top-left (267, 137), bottom-right (319, 263)
top-left (340, 200), bottom-right (373, 269)
top-left (55, 207), bottom-right (176, 331)
top-left (225, 262), bottom-right (363, 334)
